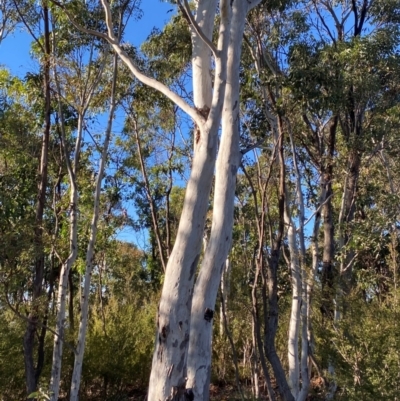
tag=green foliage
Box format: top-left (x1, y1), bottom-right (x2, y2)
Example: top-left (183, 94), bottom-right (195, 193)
top-left (28, 388), bottom-right (51, 401)
top-left (142, 13), bottom-right (192, 82)
top-left (314, 290), bottom-right (400, 401)
top-left (0, 310), bottom-right (26, 401)
top-left (79, 241), bottom-right (158, 398)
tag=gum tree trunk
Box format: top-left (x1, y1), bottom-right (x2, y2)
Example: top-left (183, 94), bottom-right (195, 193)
top-left (147, 1), bottom-right (232, 395)
top-left (48, 112), bottom-right (82, 401)
top-left (49, 29), bottom-right (107, 398)
top-left (185, 2), bottom-right (262, 400)
top-left (69, 54), bottom-right (118, 401)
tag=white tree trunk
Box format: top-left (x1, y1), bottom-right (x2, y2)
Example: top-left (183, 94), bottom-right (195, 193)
top-left (191, 0), bottom-right (217, 109)
top-left (186, 2), bottom-right (261, 400)
top-left (48, 139), bottom-right (80, 401)
top-left (69, 54), bottom-right (118, 401)
top-left (219, 258), bottom-right (231, 336)
top-left (285, 208), bottom-right (301, 399)
top-left (288, 124), bottom-right (309, 401)
top-left (147, 2), bottom-right (232, 399)
top-left (49, 86), bottom-right (85, 400)
top-left (251, 319), bottom-right (260, 400)
top-left (49, 28), bottom-right (108, 398)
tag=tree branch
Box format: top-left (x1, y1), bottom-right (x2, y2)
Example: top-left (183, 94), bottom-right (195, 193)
top-left (299, 194), bottom-right (333, 230)
top-left (12, 0), bottom-right (45, 52)
top-left (3, 286), bottom-right (77, 355)
top-left (178, 0), bottom-right (219, 59)
top-left (50, 0), bottom-right (205, 127)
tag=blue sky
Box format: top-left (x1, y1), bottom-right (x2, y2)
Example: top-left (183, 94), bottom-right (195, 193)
top-left (0, 0), bottom-right (175, 76)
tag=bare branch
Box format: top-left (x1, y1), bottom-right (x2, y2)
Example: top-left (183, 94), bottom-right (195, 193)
top-left (100, 0), bottom-right (115, 39)
top-left (241, 138), bottom-right (266, 154)
top-left (2, 286), bottom-right (77, 355)
top-left (178, 0), bottom-right (219, 59)
top-left (12, 0), bottom-right (45, 52)
top-left (300, 194), bottom-right (333, 230)
top-left (50, 0), bottom-right (205, 127)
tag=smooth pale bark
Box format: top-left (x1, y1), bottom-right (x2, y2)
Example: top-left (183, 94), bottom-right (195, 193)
top-left (60, 1), bottom-right (229, 399)
top-left (191, 0), bottom-right (217, 108)
top-left (49, 112), bottom-right (83, 401)
top-left (285, 207), bottom-right (301, 399)
top-left (69, 54), bottom-right (118, 401)
top-left (49, 31), bottom-right (107, 397)
top-left (288, 125), bottom-right (309, 401)
top-left (219, 258), bottom-right (231, 336)
top-left (281, 118), bottom-right (300, 398)
top-left (186, 2), bottom-right (261, 400)
top-left (250, 320), bottom-right (260, 400)
top-left (147, 2), bottom-right (232, 399)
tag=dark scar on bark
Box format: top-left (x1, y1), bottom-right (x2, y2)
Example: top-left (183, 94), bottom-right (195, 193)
top-left (180, 332), bottom-right (189, 350)
top-left (194, 106), bottom-right (210, 144)
top-left (161, 324), bottom-right (170, 340)
top-left (204, 308), bottom-right (214, 322)
top-left (185, 388), bottom-right (194, 400)
top-left (189, 254), bottom-right (200, 282)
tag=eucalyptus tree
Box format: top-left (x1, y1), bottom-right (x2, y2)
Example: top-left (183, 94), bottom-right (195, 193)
top-left (289, 2), bottom-right (400, 396)
top-left (241, 0), bottom-right (400, 393)
top-left (7, 1), bottom-right (54, 394)
top-left (185, 1), bottom-right (266, 399)
top-left (50, 0), bottom-right (270, 399)
top-left (48, 14), bottom-right (116, 398)
top-left (68, 53), bottom-right (120, 400)
top-left (0, 63), bottom-right (60, 399)
top-left (47, 3), bottom-right (142, 398)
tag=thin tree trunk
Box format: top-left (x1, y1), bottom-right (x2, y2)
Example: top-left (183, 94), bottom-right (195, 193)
top-left (285, 208), bottom-right (301, 398)
top-left (49, 21), bottom-right (104, 392)
top-left (321, 117), bottom-right (337, 317)
top-left (133, 119), bottom-right (167, 272)
top-left (308, 182), bottom-right (326, 379)
top-left (264, 128), bottom-right (295, 401)
top-left (49, 111), bottom-right (84, 401)
top-left (281, 118), bottom-right (301, 399)
top-left (252, 258), bottom-right (276, 401)
top-left (23, 4), bottom-right (51, 396)
top-left (69, 272), bottom-right (74, 331)
top-left (69, 53), bottom-right (118, 401)
top-left (250, 320), bottom-right (260, 400)
top-left (220, 292), bottom-right (245, 401)
top-left (219, 258), bottom-right (231, 336)
top-left (36, 265), bottom-right (56, 387)
top-left (288, 123), bottom-right (309, 401)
